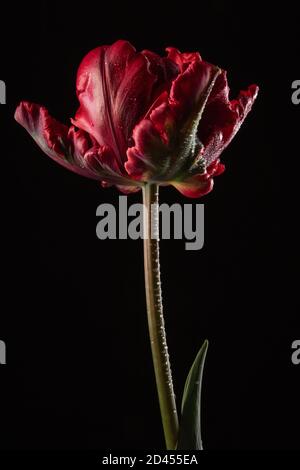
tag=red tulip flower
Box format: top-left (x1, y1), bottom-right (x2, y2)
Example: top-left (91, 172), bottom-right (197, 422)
top-left (15, 40), bottom-right (258, 198)
top-left (15, 40), bottom-right (259, 450)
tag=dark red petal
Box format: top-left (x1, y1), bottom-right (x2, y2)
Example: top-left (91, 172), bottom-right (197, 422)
top-left (14, 101), bottom-right (131, 185)
top-left (172, 173), bottom-right (214, 198)
top-left (71, 40), bottom-right (158, 163)
top-left (82, 146), bottom-right (142, 188)
top-left (169, 57), bottom-right (219, 124)
top-left (116, 184), bottom-right (141, 194)
top-left (99, 180), bottom-right (141, 193)
top-left (125, 93), bottom-right (180, 181)
top-left (198, 71), bottom-right (259, 166)
top-left (166, 48), bottom-right (202, 72)
top-left (206, 159), bottom-right (226, 177)
top-left (125, 51), bottom-right (220, 181)
top-left (172, 159), bottom-right (225, 198)
top-left (141, 49), bottom-right (179, 99)
top-left (15, 101), bottom-right (100, 179)
top-left (125, 117), bottom-right (167, 179)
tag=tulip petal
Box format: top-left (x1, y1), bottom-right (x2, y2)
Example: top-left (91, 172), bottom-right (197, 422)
top-left (71, 40), bottom-right (158, 163)
top-left (172, 175), bottom-right (214, 198)
top-left (198, 71), bottom-right (259, 165)
top-left (168, 51), bottom-right (218, 123)
top-left (125, 51), bottom-right (220, 182)
top-left (172, 160), bottom-right (225, 198)
top-left (141, 50), bottom-right (179, 100)
top-left (116, 184), bottom-right (141, 194)
top-left (125, 100), bottom-right (175, 179)
top-left (14, 101), bottom-right (100, 179)
top-left (15, 101), bottom-right (141, 190)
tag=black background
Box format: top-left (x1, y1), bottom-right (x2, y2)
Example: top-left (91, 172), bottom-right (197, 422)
top-left (0, 0), bottom-right (299, 452)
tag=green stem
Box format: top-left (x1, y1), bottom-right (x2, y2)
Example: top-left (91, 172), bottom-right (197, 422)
top-left (142, 183), bottom-right (179, 450)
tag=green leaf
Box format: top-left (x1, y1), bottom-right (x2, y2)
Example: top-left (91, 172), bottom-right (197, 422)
top-left (177, 340), bottom-right (208, 450)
